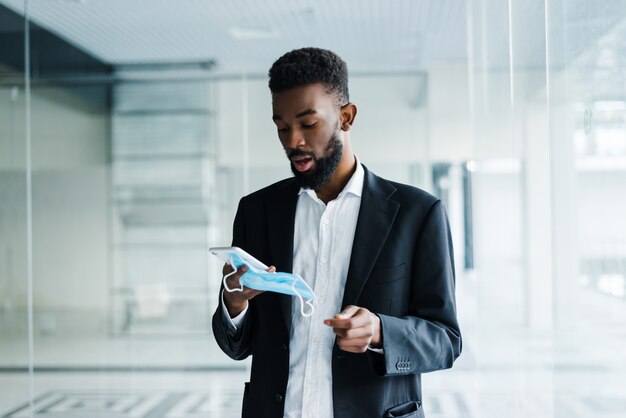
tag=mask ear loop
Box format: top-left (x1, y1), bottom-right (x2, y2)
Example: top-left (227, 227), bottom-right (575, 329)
top-left (223, 256), bottom-right (244, 292)
top-left (291, 275), bottom-right (316, 317)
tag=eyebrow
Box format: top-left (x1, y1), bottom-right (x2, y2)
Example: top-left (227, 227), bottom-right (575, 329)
top-left (272, 109), bottom-right (317, 121)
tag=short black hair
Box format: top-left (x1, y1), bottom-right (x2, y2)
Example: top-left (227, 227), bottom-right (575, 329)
top-left (268, 47), bottom-right (349, 105)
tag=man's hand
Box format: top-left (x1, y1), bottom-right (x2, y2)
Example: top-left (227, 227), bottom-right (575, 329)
top-left (222, 263), bottom-right (275, 318)
top-left (324, 305), bottom-right (382, 353)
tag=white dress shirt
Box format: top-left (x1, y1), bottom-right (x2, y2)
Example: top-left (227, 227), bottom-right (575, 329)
top-left (222, 158), bottom-right (365, 418)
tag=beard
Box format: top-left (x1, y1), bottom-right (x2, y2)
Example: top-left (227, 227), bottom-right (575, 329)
top-left (287, 132), bottom-right (343, 190)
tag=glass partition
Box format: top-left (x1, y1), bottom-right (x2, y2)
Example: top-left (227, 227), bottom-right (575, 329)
top-left (0, 0), bottom-right (30, 414)
top-left (463, 0), bottom-right (626, 416)
top-left (548, 1), bottom-right (626, 417)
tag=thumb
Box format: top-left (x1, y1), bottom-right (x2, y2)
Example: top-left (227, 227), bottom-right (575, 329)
top-left (336, 305), bottom-right (359, 319)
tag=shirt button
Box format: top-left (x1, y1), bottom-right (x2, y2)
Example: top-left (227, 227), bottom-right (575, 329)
top-left (323, 218), bottom-right (330, 225)
top-left (321, 257), bottom-right (328, 263)
top-left (275, 393), bottom-right (283, 402)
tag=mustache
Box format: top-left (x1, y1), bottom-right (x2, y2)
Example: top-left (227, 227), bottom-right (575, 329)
top-left (287, 149), bottom-right (317, 160)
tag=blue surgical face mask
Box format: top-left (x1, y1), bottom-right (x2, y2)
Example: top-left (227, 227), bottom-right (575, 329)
top-left (223, 252), bottom-right (317, 317)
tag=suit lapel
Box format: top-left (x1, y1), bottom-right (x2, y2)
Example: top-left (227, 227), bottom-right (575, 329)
top-left (341, 167), bottom-right (400, 308)
top-left (263, 168), bottom-right (399, 329)
top-left (266, 180), bottom-right (299, 333)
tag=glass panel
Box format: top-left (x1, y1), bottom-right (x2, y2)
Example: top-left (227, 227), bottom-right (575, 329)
top-left (547, 1), bottom-right (626, 417)
top-left (465, 1), bottom-right (533, 416)
top-left (0, 0), bottom-right (30, 414)
top-left (464, 0), bottom-right (626, 416)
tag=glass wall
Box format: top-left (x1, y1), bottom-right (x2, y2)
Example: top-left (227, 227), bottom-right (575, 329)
top-left (1, 0), bottom-right (625, 417)
top-left (463, 0), bottom-right (626, 417)
top-left (548, 1), bottom-right (626, 416)
top-left (0, 1), bottom-right (30, 412)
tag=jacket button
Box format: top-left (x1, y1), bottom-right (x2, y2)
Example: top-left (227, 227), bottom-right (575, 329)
top-left (396, 361), bottom-right (409, 370)
top-left (282, 343), bottom-right (288, 351)
top-left (275, 393), bottom-right (283, 402)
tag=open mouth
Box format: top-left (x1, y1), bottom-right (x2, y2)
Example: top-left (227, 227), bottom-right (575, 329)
top-left (291, 155), bottom-right (314, 172)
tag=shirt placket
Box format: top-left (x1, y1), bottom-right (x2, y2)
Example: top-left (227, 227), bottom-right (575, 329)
top-left (302, 202), bottom-right (334, 418)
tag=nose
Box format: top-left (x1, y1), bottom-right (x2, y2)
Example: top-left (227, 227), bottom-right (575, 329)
top-left (284, 128), bottom-right (305, 150)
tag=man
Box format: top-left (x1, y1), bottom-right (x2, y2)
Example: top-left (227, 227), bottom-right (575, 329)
top-left (212, 47), bottom-right (461, 418)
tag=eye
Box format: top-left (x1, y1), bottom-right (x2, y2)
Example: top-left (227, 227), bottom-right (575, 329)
top-left (302, 122), bottom-right (317, 129)
top-left (276, 126), bottom-right (289, 132)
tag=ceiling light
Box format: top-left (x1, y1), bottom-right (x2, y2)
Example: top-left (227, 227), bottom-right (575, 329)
top-left (229, 26), bottom-right (281, 40)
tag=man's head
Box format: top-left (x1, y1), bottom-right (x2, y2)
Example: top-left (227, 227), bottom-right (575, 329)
top-left (269, 48), bottom-right (356, 191)
top-left (269, 47), bottom-right (349, 106)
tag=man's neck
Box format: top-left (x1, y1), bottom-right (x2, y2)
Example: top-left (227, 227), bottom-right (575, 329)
top-left (315, 153), bottom-right (357, 204)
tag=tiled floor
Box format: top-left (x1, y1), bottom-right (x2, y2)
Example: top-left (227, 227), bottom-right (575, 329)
top-left (0, 372), bottom-right (248, 418)
top-left (3, 369), bottom-right (626, 417)
top-left (3, 389), bottom-right (246, 418)
top-left (1, 384), bottom-right (471, 418)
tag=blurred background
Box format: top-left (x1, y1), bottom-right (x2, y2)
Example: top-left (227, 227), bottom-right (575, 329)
top-left (1, 0), bottom-right (625, 417)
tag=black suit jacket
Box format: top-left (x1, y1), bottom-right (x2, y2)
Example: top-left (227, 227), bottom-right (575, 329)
top-left (212, 165), bottom-right (462, 418)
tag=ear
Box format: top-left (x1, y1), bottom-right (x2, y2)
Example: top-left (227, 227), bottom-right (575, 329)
top-left (340, 103), bottom-right (357, 131)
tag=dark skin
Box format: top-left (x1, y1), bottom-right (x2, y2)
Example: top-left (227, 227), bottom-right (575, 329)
top-left (222, 83), bottom-right (382, 351)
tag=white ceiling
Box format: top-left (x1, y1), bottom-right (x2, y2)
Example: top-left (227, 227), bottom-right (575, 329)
top-left (0, 0), bottom-right (467, 75)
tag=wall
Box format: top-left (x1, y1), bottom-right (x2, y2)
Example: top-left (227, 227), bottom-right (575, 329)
top-left (0, 82), bottom-right (110, 313)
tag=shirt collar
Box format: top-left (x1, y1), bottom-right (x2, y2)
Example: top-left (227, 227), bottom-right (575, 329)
top-left (298, 155), bottom-right (364, 200)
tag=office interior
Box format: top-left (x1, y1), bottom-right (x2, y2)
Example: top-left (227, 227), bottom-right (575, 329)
top-left (1, 0), bottom-right (625, 417)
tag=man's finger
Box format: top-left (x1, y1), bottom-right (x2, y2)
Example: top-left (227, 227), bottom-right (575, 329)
top-left (337, 336), bottom-right (370, 347)
top-left (333, 327), bottom-right (371, 339)
top-left (323, 305), bottom-right (361, 327)
top-left (245, 288), bottom-right (264, 298)
top-left (325, 310), bottom-right (369, 329)
top-left (336, 305), bottom-right (360, 319)
top-left (337, 338), bottom-right (370, 353)
top-left (325, 318), bottom-right (358, 329)
top-left (222, 263), bottom-right (234, 274)
top-left (223, 263), bottom-right (248, 276)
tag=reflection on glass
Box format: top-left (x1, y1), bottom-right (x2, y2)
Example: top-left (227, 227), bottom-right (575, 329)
top-left (548, 4), bottom-right (626, 418)
top-left (110, 78), bottom-right (214, 335)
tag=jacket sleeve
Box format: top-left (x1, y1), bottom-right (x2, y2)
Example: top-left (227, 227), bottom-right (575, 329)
top-left (370, 200), bottom-right (462, 376)
top-left (211, 197), bottom-right (254, 361)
